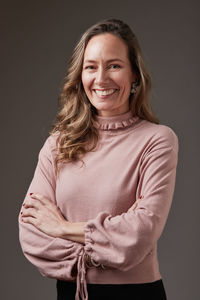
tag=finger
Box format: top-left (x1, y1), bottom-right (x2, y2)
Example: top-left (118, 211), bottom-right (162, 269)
top-left (23, 199), bottom-right (41, 209)
top-left (130, 195), bottom-right (144, 211)
top-left (30, 193), bottom-right (52, 205)
top-left (30, 194), bottom-right (58, 214)
top-left (130, 201), bottom-right (138, 211)
top-left (21, 216), bottom-right (37, 226)
top-left (22, 207), bottom-right (37, 218)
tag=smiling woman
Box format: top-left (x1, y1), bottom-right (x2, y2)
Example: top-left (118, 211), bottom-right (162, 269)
top-left (18, 19), bottom-right (178, 300)
top-left (81, 33), bottom-right (136, 116)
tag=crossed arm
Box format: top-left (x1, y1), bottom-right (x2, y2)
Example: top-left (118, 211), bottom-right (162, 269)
top-left (19, 128), bottom-right (178, 276)
top-left (20, 192), bottom-right (86, 244)
top-left (20, 192), bottom-right (140, 245)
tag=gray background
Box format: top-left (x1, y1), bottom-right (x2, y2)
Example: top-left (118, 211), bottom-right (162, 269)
top-left (1, 0), bottom-right (199, 299)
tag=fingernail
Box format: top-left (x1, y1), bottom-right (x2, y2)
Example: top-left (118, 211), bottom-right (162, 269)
top-left (22, 203), bottom-right (25, 206)
top-left (30, 193), bottom-right (33, 195)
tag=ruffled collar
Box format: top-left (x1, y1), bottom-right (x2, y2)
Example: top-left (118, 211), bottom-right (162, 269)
top-left (94, 110), bottom-right (139, 130)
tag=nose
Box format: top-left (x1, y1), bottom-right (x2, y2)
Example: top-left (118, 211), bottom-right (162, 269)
top-left (95, 66), bottom-right (108, 85)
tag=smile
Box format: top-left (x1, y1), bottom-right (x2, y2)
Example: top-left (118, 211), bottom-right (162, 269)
top-left (94, 89), bottom-right (117, 96)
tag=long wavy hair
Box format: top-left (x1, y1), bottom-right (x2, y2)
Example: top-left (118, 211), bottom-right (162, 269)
top-left (50, 18), bottom-right (159, 176)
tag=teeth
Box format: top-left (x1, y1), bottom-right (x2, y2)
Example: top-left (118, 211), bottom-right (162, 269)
top-left (95, 89), bottom-right (116, 96)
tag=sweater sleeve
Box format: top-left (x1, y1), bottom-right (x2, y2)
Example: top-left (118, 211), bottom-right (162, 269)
top-left (18, 135), bottom-right (83, 280)
top-left (84, 126), bottom-right (179, 272)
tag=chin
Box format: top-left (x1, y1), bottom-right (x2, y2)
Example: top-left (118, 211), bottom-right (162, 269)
top-left (91, 101), bottom-right (110, 108)
top-left (95, 105), bottom-right (114, 113)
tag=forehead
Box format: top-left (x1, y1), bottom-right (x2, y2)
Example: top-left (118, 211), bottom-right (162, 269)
top-left (83, 33), bottom-right (129, 61)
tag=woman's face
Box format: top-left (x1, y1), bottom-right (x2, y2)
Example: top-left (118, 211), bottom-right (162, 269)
top-left (81, 33), bottom-right (136, 117)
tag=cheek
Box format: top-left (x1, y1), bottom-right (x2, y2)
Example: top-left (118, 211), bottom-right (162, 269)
top-left (81, 73), bottom-right (93, 92)
top-left (118, 79), bottom-right (131, 95)
top-left (113, 72), bottom-right (132, 88)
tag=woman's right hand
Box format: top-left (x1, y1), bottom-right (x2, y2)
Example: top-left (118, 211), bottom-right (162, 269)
top-left (21, 193), bottom-right (68, 238)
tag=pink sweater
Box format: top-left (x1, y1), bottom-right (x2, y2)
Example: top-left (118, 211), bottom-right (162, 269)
top-left (18, 110), bottom-right (179, 300)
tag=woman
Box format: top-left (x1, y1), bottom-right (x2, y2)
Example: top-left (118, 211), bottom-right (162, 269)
top-left (19, 19), bottom-right (178, 300)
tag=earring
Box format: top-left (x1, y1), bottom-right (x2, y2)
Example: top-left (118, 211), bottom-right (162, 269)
top-left (130, 81), bottom-right (138, 95)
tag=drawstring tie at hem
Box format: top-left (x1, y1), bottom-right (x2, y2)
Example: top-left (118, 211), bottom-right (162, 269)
top-left (75, 249), bottom-right (88, 300)
top-left (75, 248), bottom-right (106, 300)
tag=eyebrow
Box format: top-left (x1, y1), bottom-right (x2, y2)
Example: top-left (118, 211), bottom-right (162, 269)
top-left (83, 58), bottom-right (124, 64)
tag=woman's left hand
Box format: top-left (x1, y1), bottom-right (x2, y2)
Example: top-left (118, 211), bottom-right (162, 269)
top-left (20, 193), bottom-right (68, 238)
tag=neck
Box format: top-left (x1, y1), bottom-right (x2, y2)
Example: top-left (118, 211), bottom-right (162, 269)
top-left (97, 107), bottom-right (130, 117)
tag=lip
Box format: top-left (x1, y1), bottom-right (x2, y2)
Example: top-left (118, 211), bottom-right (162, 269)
top-left (93, 89), bottom-right (118, 98)
top-left (93, 88), bottom-right (118, 91)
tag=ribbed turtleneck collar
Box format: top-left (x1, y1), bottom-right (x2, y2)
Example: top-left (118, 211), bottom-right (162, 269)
top-left (94, 110), bottom-right (139, 131)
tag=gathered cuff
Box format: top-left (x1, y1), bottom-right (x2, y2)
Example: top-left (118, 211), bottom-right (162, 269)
top-left (84, 223), bottom-right (93, 253)
top-left (84, 221), bottom-right (106, 269)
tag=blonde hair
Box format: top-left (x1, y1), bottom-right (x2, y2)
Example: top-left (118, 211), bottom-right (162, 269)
top-left (50, 18), bottom-right (159, 176)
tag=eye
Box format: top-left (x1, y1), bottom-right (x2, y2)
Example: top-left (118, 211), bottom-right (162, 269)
top-left (84, 65), bottom-right (95, 70)
top-left (109, 64), bottom-right (121, 69)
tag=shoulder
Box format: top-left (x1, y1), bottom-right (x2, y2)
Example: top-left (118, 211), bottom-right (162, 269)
top-left (137, 119), bottom-right (179, 151)
top-left (39, 131), bottom-right (60, 158)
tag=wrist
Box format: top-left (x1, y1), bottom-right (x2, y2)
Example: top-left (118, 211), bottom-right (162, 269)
top-left (60, 221), bottom-right (86, 244)
top-left (60, 220), bottom-right (71, 238)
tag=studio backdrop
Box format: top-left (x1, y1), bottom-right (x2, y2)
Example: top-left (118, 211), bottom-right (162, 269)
top-left (1, 1), bottom-right (199, 300)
